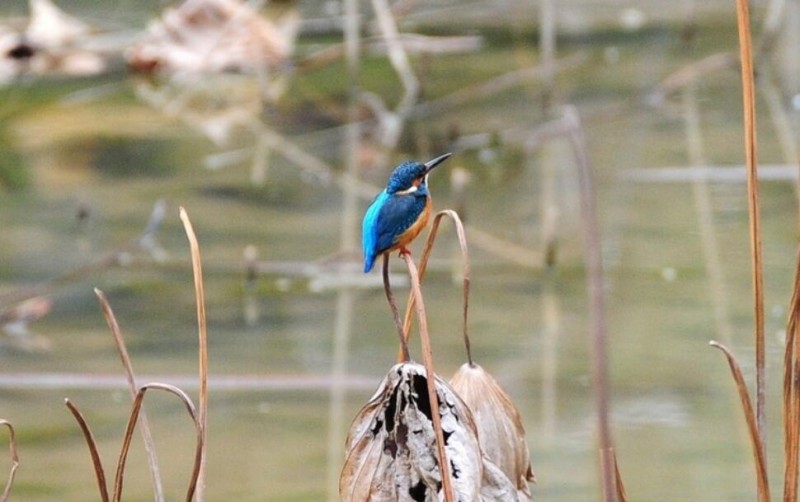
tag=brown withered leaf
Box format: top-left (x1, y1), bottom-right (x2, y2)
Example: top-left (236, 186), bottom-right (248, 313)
top-left (450, 363), bottom-right (535, 500)
top-left (340, 362), bottom-right (519, 501)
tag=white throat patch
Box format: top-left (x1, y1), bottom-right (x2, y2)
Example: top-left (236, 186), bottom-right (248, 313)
top-left (395, 185), bottom-right (418, 196)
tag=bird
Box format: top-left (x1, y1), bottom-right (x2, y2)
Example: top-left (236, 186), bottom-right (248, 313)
top-left (362, 152), bottom-right (452, 273)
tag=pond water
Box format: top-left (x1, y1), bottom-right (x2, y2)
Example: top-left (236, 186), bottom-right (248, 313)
top-left (0, 1), bottom-right (799, 500)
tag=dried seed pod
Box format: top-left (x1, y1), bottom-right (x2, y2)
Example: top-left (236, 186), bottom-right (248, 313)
top-left (450, 362), bottom-right (535, 500)
top-left (340, 362), bottom-right (519, 501)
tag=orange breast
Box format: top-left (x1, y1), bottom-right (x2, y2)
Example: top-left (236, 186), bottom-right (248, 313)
top-left (392, 197), bottom-right (432, 251)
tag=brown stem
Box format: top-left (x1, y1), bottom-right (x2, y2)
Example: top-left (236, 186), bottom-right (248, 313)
top-left (179, 207), bottom-right (209, 501)
top-left (112, 383), bottom-right (202, 502)
top-left (400, 253), bottom-right (454, 502)
top-left (64, 400), bottom-right (109, 502)
top-left (398, 210), bottom-right (473, 365)
top-left (710, 341), bottom-right (770, 501)
top-left (734, 0), bottom-right (767, 467)
top-left (94, 289), bottom-right (164, 501)
top-left (0, 420), bottom-right (20, 502)
top-left (383, 253), bottom-right (410, 361)
top-left (564, 106), bottom-right (616, 502)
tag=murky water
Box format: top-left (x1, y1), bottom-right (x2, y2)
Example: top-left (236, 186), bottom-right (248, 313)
top-left (0, 1), bottom-right (799, 500)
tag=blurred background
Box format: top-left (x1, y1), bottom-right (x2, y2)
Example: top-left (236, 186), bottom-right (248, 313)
top-left (0, 0), bottom-right (798, 499)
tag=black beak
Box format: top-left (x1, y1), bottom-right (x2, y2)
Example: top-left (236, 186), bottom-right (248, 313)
top-left (422, 152), bottom-right (452, 175)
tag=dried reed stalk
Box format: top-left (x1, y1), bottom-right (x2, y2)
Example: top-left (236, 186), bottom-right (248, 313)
top-left (112, 383), bottom-right (203, 502)
top-left (64, 399), bottom-right (109, 502)
top-left (179, 207), bottom-right (209, 501)
top-left (401, 252), bottom-right (455, 502)
top-left (563, 105), bottom-right (619, 501)
top-left (783, 248), bottom-right (800, 501)
top-left (710, 341), bottom-right (770, 501)
top-left (0, 420), bottom-right (19, 502)
top-left (734, 0), bottom-right (767, 465)
top-left (94, 288), bottom-right (164, 501)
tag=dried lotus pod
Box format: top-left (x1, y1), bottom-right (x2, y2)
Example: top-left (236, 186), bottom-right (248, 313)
top-left (340, 362), bottom-right (519, 501)
top-left (450, 362), bottom-right (535, 500)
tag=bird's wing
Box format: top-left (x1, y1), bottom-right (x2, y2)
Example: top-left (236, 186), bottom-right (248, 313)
top-left (374, 193), bottom-right (427, 252)
top-left (362, 190), bottom-right (389, 257)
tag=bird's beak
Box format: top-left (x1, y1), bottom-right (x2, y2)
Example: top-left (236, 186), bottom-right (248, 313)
top-left (422, 152), bottom-right (452, 175)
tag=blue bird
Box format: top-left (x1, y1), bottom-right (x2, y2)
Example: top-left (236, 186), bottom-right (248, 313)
top-left (362, 153), bottom-right (452, 273)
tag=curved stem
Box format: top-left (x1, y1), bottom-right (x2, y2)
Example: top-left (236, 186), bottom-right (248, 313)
top-left (398, 210), bottom-right (473, 365)
top-left (384, 253), bottom-right (410, 361)
top-left (401, 253), bottom-right (454, 502)
top-left (112, 383), bottom-right (202, 502)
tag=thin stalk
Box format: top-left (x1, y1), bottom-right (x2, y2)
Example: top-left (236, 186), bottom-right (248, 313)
top-left (179, 208), bottom-right (209, 502)
top-left (112, 383), bottom-right (202, 502)
top-left (0, 420), bottom-right (19, 502)
top-left (564, 106), bottom-right (615, 502)
top-left (782, 247), bottom-right (800, 501)
top-left (398, 210), bottom-right (471, 365)
top-left (384, 254), bottom-right (410, 362)
top-left (710, 341), bottom-right (770, 501)
top-left (94, 288), bottom-right (164, 502)
top-left (612, 448), bottom-right (628, 502)
top-left (400, 253), bottom-right (454, 502)
top-left (734, 0), bottom-right (767, 464)
top-left (64, 400), bottom-right (109, 502)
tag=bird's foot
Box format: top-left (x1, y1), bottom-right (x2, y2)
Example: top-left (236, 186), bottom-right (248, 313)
top-left (398, 246), bottom-right (412, 257)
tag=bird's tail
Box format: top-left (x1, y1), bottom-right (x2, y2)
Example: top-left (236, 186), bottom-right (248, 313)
top-left (363, 254), bottom-right (375, 273)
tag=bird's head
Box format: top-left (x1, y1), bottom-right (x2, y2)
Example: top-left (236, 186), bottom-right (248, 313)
top-left (385, 153), bottom-right (452, 195)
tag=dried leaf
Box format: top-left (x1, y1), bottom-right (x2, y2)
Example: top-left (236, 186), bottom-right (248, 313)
top-left (340, 362), bottom-right (518, 501)
top-left (450, 363), bottom-right (535, 500)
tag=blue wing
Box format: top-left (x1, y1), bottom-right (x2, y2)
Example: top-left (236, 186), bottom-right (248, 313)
top-left (361, 191), bottom-right (426, 272)
top-left (362, 190), bottom-right (389, 272)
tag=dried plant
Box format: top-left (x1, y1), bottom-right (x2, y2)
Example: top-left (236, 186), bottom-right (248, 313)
top-left (61, 207), bottom-right (210, 502)
top-left (0, 420), bottom-right (19, 502)
top-left (95, 288), bottom-right (164, 500)
top-left (407, 209), bottom-right (535, 497)
top-left (784, 248), bottom-right (800, 501)
top-left (339, 362), bottom-right (519, 501)
top-left (180, 207), bottom-right (210, 500)
top-left (709, 2), bottom-right (772, 502)
top-left (113, 383), bottom-right (203, 502)
top-left (64, 399), bottom-right (110, 502)
top-left (450, 364), bottom-right (535, 500)
top-left (709, 341), bottom-right (769, 500)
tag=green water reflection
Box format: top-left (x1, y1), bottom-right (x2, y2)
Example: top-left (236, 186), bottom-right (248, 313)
top-left (0, 2), bottom-right (798, 500)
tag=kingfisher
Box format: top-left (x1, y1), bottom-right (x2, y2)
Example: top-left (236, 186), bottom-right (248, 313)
top-left (362, 153), bottom-right (452, 273)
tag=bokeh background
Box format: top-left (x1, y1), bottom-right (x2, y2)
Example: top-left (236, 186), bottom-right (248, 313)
top-left (0, 0), bottom-right (799, 499)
